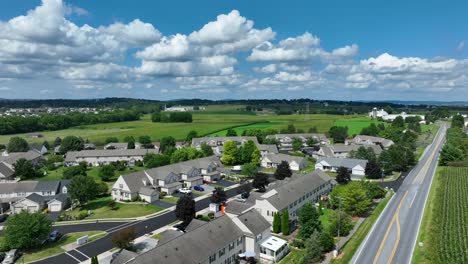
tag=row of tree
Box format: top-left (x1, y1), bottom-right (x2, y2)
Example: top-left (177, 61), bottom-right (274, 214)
top-left (439, 114), bottom-right (467, 166)
top-left (151, 112), bottom-right (193, 123)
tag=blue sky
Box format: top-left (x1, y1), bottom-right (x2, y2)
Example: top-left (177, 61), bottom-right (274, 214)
top-left (0, 0), bottom-right (467, 101)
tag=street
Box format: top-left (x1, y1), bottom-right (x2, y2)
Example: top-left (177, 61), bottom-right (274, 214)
top-left (32, 186), bottom-right (242, 264)
top-left (351, 123), bottom-right (447, 264)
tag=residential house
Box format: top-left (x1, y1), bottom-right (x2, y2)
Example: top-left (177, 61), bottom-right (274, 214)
top-left (265, 133), bottom-right (330, 150)
top-left (29, 145), bottom-right (48, 155)
top-left (112, 156), bottom-right (224, 201)
top-left (64, 149), bottom-right (158, 167)
top-left (104, 142), bottom-right (142, 150)
top-left (192, 136), bottom-right (259, 155)
top-left (0, 151), bottom-right (44, 181)
top-left (315, 144), bottom-right (382, 158)
top-left (47, 193), bottom-right (70, 212)
top-left (12, 193), bottom-right (45, 213)
top-left (261, 153), bottom-right (308, 171)
top-left (257, 144), bottom-right (279, 156)
top-left (315, 157), bottom-right (368, 176)
top-left (0, 162), bottom-right (15, 181)
top-left (84, 143), bottom-right (96, 150)
top-left (254, 170), bottom-right (334, 226)
top-left (346, 135), bottom-right (394, 149)
top-left (9, 180), bottom-right (70, 213)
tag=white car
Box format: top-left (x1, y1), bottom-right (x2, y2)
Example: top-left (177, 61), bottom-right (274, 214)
top-left (178, 188), bottom-right (192, 194)
top-left (234, 197), bottom-right (246, 203)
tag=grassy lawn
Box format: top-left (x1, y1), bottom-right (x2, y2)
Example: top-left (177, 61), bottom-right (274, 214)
top-left (412, 167), bottom-right (441, 264)
top-left (64, 197), bottom-right (163, 219)
top-left (161, 196), bottom-right (179, 204)
top-left (208, 121), bottom-right (287, 136)
top-left (0, 113), bottom-right (368, 145)
top-left (15, 231), bottom-right (106, 263)
top-left (334, 118), bottom-right (385, 135)
top-left (280, 248), bottom-right (305, 263)
top-left (331, 192), bottom-right (393, 264)
top-left (319, 208), bottom-right (333, 231)
top-left (151, 233), bottom-right (163, 240)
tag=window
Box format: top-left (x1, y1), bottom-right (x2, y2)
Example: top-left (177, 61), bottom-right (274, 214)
top-left (237, 237), bottom-right (243, 246)
top-left (219, 248), bottom-right (225, 257)
top-left (229, 242), bottom-right (235, 251)
top-left (256, 233), bottom-right (263, 242)
top-left (209, 254), bottom-right (216, 263)
top-left (267, 210), bottom-right (269, 216)
top-left (124, 193), bottom-right (129, 198)
top-left (119, 184), bottom-right (123, 189)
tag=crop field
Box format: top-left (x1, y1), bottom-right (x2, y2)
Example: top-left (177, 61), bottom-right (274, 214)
top-left (334, 117), bottom-right (385, 135)
top-left (0, 112), bottom-right (370, 145)
top-left (415, 167), bottom-right (468, 264)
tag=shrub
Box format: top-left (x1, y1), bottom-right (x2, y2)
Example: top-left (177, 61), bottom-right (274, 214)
top-left (207, 212), bottom-right (215, 219)
top-left (159, 192), bottom-right (167, 198)
top-left (291, 239), bottom-right (305, 249)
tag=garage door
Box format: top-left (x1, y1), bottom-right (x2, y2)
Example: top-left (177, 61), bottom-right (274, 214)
top-left (49, 204), bottom-right (61, 212)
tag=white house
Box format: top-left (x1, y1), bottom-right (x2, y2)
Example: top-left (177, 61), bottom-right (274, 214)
top-left (369, 108), bottom-right (425, 122)
top-left (261, 153), bottom-right (308, 171)
top-left (315, 144), bottom-right (383, 158)
top-left (315, 157), bottom-right (368, 176)
top-left (12, 193), bottom-right (45, 213)
top-left (254, 170), bottom-right (334, 226)
top-left (346, 135), bottom-right (394, 149)
top-left (265, 133), bottom-right (330, 150)
top-left (64, 149), bottom-right (158, 167)
top-left (47, 193), bottom-right (69, 212)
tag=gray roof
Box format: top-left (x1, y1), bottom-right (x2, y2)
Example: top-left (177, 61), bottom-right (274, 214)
top-left (237, 209), bottom-right (271, 236)
top-left (317, 157), bottom-right (368, 169)
top-left (184, 219), bottom-right (207, 232)
top-left (266, 133), bottom-right (329, 142)
top-left (120, 171), bottom-right (150, 193)
top-left (48, 193), bottom-right (68, 203)
top-left (0, 162), bottom-right (14, 179)
top-left (192, 136), bottom-right (259, 147)
top-left (261, 170), bottom-right (333, 210)
top-left (111, 249), bottom-right (138, 264)
top-left (320, 144), bottom-right (382, 156)
top-left (104, 143), bottom-right (128, 149)
top-left (128, 216), bottom-right (243, 264)
top-left (225, 200), bottom-right (255, 215)
top-left (23, 193), bottom-right (45, 204)
top-left (0, 181), bottom-right (38, 194)
top-left (263, 153), bottom-right (306, 164)
top-left (65, 149), bottom-right (158, 162)
top-left (33, 181), bottom-right (60, 193)
top-left (258, 144), bottom-right (279, 154)
top-left (352, 135), bottom-right (394, 148)
top-left (0, 150), bottom-right (43, 165)
top-left (157, 229), bottom-right (184, 245)
top-left (139, 186), bottom-right (159, 196)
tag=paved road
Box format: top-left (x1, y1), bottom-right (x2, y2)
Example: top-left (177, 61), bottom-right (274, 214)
top-left (32, 186), bottom-right (242, 264)
top-left (352, 123), bottom-right (447, 264)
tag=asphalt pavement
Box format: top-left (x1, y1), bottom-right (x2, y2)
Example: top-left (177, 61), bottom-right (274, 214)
top-left (32, 185), bottom-right (242, 264)
top-left (351, 123), bottom-right (447, 264)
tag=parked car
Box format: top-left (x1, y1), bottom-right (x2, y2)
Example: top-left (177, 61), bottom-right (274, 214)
top-left (178, 188), bottom-right (192, 194)
top-left (234, 197), bottom-right (247, 203)
top-left (2, 249), bottom-right (19, 264)
top-left (193, 186), bottom-right (204, 192)
top-left (0, 214), bottom-right (8, 223)
top-left (47, 230), bottom-right (62, 242)
top-left (173, 223), bottom-right (187, 232)
top-left (241, 192), bottom-right (250, 199)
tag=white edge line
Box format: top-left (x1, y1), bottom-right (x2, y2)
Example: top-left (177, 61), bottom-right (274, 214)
top-left (74, 249), bottom-right (90, 259)
top-left (409, 191), bottom-right (418, 208)
top-left (65, 252), bottom-right (82, 263)
top-left (407, 127), bottom-right (445, 264)
top-left (351, 193), bottom-right (396, 264)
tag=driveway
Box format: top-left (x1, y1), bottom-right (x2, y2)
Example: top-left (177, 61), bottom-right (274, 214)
top-left (200, 184), bottom-right (214, 193)
top-left (151, 200), bottom-right (174, 209)
top-left (214, 179), bottom-right (236, 187)
top-left (172, 192), bottom-right (200, 198)
top-left (134, 237), bottom-right (159, 253)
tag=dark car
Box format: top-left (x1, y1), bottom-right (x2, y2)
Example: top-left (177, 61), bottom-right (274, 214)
top-left (47, 230), bottom-right (62, 243)
top-left (0, 214), bottom-right (8, 223)
top-left (0, 252), bottom-right (5, 262)
top-left (241, 192), bottom-right (250, 199)
top-left (193, 186), bottom-right (204, 192)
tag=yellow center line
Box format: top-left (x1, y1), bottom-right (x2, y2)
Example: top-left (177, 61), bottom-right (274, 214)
top-left (387, 200), bottom-right (403, 264)
top-left (412, 129), bottom-right (444, 185)
top-left (373, 191), bottom-right (409, 264)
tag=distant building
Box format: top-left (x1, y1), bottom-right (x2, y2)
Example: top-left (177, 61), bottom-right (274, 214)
top-left (314, 144), bottom-right (382, 159)
top-left (346, 135), bottom-right (394, 149)
top-left (192, 136), bottom-right (276, 157)
top-left (265, 133), bottom-right (329, 150)
top-left (369, 108), bottom-right (425, 122)
top-left (315, 157), bottom-right (368, 176)
top-left (64, 149), bottom-right (158, 167)
top-left (164, 105), bottom-right (205, 112)
top-left (260, 153), bottom-right (308, 171)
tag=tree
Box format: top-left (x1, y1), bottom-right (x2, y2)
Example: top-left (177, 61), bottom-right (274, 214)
top-left (439, 144), bottom-right (465, 165)
top-left (4, 211), bottom-right (52, 250)
top-left (251, 148), bottom-right (262, 165)
top-left (13, 158), bottom-right (36, 180)
top-left (186, 130), bottom-right (198, 142)
top-left (320, 231), bottom-right (335, 252)
top-left (211, 187), bottom-right (227, 204)
top-left (53, 137), bottom-right (62, 147)
top-left (238, 140), bottom-right (258, 164)
top-left (328, 126), bottom-right (348, 143)
top-left (241, 163), bottom-right (258, 177)
top-left (330, 182), bottom-right (372, 216)
top-left (7, 137), bottom-right (29, 152)
top-left (151, 111), bottom-right (161, 122)
top-left (292, 138), bottom-right (303, 151)
top-left (90, 256), bottom-right (99, 264)
top-left (298, 203), bottom-right (321, 239)
top-left (238, 181), bottom-right (252, 196)
top-left (336, 166), bottom-right (351, 184)
top-left (42, 140), bottom-right (50, 150)
top-left (144, 153), bottom-right (170, 168)
top-left (272, 212), bottom-right (281, 233)
top-left (221, 141), bottom-right (238, 165)
top-left (379, 143), bottom-right (415, 172)
top-left (306, 137), bottom-right (317, 147)
top-left (328, 210), bottom-right (353, 237)
top-left (274, 161), bottom-right (292, 180)
top-left (451, 114), bottom-right (464, 128)
top-left (127, 141), bottom-right (135, 149)
top-left (105, 137), bottom-right (119, 144)
top-left (175, 195), bottom-right (196, 225)
top-left (123, 136), bottom-right (135, 143)
top-left (365, 160), bottom-right (383, 179)
top-left (138, 135), bottom-right (152, 145)
top-left (281, 210), bottom-right (290, 235)
top-left (69, 175), bottom-right (98, 206)
top-left (226, 128), bottom-right (238, 136)
top-left (60, 136), bottom-right (84, 153)
top-left (98, 165), bottom-right (115, 182)
top-left (170, 147), bottom-right (203, 163)
top-left (349, 146), bottom-right (376, 161)
top-left (160, 136), bottom-right (176, 154)
top-left (253, 172), bottom-right (269, 192)
top-left (301, 231), bottom-right (323, 264)
top-left (392, 116), bottom-right (405, 128)
top-left (62, 165), bottom-right (87, 179)
top-left (200, 143), bottom-right (214, 157)
top-left (360, 123), bottom-right (380, 136)
top-left (111, 228), bottom-right (136, 250)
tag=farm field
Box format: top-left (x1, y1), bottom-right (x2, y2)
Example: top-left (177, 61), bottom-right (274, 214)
top-left (0, 112), bottom-right (370, 145)
top-left (333, 117), bottom-right (385, 135)
top-left (412, 167), bottom-right (468, 264)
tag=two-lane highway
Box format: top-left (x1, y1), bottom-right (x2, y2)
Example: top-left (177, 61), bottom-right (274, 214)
top-left (352, 123), bottom-right (447, 264)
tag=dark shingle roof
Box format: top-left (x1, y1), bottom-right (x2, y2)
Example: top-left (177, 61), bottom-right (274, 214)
top-left (24, 193), bottom-right (45, 204)
top-left (237, 209), bottom-right (271, 236)
top-left (33, 181), bottom-right (60, 192)
top-left (111, 249), bottom-right (138, 264)
top-left (0, 162), bottom-right (14, 179)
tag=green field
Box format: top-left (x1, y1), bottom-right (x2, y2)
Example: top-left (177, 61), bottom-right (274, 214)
top-left (0, 113), bottom-right (370, 145)
top-left (334, 118), bottom-right (384, 135)
top-left (412, 167), bottom-right (468, 264)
